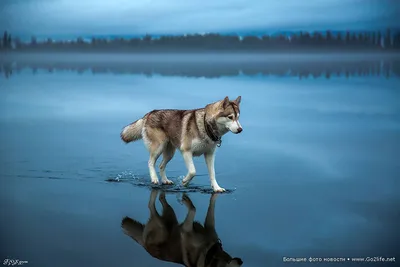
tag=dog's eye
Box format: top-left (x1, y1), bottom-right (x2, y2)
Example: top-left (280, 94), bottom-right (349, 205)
top-left (227, 115), bottom-right (234, 120)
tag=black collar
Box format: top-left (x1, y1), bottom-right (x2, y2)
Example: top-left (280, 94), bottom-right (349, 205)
top-left (203, 113), bottom-right (222, 146)
top-left (204, 241), bottom-right (223, 266)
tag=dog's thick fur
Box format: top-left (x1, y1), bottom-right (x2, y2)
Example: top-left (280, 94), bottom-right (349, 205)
top-left (120, 96), bottom-right (242, 192)
top-left (121, 190), bottom-right (243, 267)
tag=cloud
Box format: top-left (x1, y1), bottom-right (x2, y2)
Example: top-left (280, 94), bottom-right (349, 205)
top-left (1, 0), bottom-right (399, 36)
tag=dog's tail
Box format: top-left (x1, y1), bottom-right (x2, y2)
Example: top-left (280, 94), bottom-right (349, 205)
top-left (121, 119), bottom-right (144, 143)
top-left (121, 216), bottom-right (144, 246)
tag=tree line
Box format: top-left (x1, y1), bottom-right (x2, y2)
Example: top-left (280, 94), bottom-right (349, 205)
top-left (1, 29), bottom-right (400, 52)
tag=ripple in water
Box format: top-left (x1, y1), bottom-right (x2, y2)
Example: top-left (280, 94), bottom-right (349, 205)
top-left (105, 171), bottom-right (235, 194)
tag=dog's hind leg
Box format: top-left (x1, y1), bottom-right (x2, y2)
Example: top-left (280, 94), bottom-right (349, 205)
top-left (181, 194), bottom-right (196, 232)
top-left (148, 149), bottom-right (163, 185)
top-left (145, 190), bottom-right (169, 244)
top-left (181, 151), bottom-right (196, 187)
top-left (159, 142), bottom-right (175, 185)
top-left (145, 128), bottom-right (167, 185)
top-left (148, 189), bottom-right (160, 217)
top-left (159, 191), bottom-right (179, 230)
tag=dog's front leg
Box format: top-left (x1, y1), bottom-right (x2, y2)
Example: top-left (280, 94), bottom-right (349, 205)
top-left (205, 193), bottom-right (218, 231)
top-left (204, 151), bottom-right (226, 192)
top-left (182, 151), bottom-right (196, 187)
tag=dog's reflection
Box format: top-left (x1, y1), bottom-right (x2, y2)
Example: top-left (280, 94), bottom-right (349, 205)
top-left (121, 189), bottom-right (243, 267)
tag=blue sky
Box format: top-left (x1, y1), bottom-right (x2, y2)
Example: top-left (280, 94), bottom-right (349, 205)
top-left (1, 0), bottom-right (399, 37)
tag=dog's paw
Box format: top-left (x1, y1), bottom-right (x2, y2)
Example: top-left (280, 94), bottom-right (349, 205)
top-left (182, 179), bottom-right (190, 187)
top-left (212, 186), bottom-right (226, 193)
top-left (162, 179), bottom-right (174, 185)
top-left (151, 180), bottom-right (159, 185)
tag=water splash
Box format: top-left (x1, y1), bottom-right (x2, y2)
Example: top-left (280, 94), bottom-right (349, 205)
top-left (105, 171), bottom-right (235, 194)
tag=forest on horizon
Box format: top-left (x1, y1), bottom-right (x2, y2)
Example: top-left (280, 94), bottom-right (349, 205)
top-left (1, 29), bottom-right (400, 52)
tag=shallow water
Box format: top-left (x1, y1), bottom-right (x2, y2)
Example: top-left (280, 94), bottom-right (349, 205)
top-left (1, 54), bottom-right (399, 267)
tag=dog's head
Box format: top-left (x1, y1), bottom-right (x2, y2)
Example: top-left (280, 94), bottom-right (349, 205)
top-left (208, 258), bottom-right (243, 267)
top-left (216, 96), bottom-right (242, 134)
top-left (206, 250), bottom-right (243, 267)
top-left (204, 239), bottom-right (243, 267)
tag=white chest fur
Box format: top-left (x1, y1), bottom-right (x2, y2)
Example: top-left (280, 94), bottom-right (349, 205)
top-left (190, 138), bottom-right (215, 156)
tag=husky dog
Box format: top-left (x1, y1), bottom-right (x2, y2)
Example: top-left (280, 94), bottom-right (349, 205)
top-left (120, 96), bottom-right (242, 192)
top-left (121, 190), bottom-right (243, 267)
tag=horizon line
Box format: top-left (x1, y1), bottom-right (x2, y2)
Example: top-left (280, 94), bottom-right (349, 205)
top-left (4, 27), bottom-right (400, 39)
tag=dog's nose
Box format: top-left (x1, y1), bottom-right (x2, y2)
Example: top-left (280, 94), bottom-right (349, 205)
top-left (237, 127), bottom-right (242, 133)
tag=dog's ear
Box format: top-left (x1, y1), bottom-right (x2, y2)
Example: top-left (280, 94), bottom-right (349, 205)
top-left (234, 96), bottom-right (241, 105)
top-left (221, 96), bottom-right (230, 109)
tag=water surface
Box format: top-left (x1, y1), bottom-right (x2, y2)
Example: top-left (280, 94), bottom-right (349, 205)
top-left (1, 54), bottom-right (399, 267)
